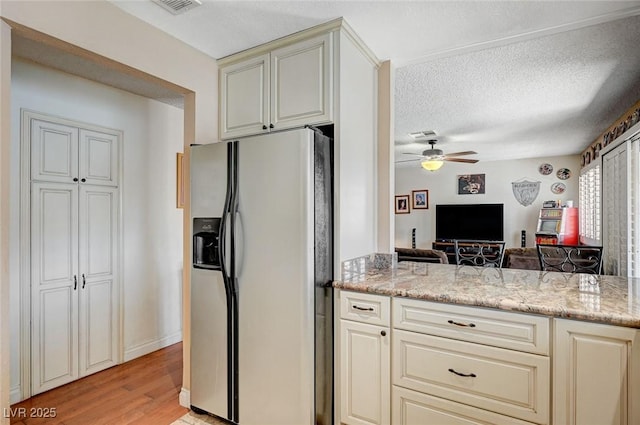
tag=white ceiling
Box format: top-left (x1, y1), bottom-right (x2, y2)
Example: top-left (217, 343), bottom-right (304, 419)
top-left (111, 0), bottom-right (640, 162)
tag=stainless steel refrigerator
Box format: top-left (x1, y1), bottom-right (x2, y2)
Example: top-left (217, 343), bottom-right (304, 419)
top-left (190, 127), bottom-right (333, 425)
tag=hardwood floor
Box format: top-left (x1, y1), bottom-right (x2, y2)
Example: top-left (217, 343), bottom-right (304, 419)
top-left (9, 342), bottom-right (188, 425)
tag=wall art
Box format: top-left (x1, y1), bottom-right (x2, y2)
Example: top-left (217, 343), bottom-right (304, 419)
top-left (538, 163), bottom-right (553, 175)
top-left (395, 194), bottom-right (410, 214)
top-left (511, 179), bottom-right (540, 206)
top-left (551, 182), bottom-right (566, 194)
top-left (556, 168), bottom-right (571, 180)
top-left (411, 190), bottom-right (429, 209)
top-left (457, 174), bottom-right (485, 195)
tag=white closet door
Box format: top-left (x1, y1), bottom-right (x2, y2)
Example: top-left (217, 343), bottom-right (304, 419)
top-left (31, 119), bottom-right (79, 184)
top-left (31, 182), bottom-right (79, 394)
top-left (79, 129), bottom-right (119, 186)
top-left (78, 186), bottom-right (119, 376)
top-left (602, 143), bottom-right (629, 276)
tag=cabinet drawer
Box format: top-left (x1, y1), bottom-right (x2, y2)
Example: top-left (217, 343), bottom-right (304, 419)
top-left (393, 386), bottom-right (536, 425)
top-left (393, 330), bottom-right (550, 424)
top-left (340, 291), bottom-right (390, 326)
top-left (393, 298), bottom-right (550, 355)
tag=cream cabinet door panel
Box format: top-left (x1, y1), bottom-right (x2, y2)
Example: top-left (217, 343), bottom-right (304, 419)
top-left (79, 129), bottom-right (119, 186)
top-left (221, 54), bottom-right (270, 139)
top-left (340, 320), bottom-right (390, 425)
top-left (78, 186), bottom-right (119, 376)
top-left (31, 182), bottom-right (79, 394)
top-left (271, 33), bottom-right (332, 130)
top-left (554, 319), bottom-right (640, 425)
top-left (393, 386), bottom-right (536, 425)
top-left (31, 119), bottom-right (79, 183)
top-left (393, 329), bottom-right (550, 424)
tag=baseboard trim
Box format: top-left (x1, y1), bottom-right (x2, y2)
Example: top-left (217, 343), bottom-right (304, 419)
top-left (10, 385), bottom-right (22, 404)
top-left (123, 330), bottom-right (182, 362)
top-left (179, 387), bottom-right (190, 408)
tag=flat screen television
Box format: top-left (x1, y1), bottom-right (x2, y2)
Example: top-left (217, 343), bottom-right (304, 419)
top-left (435, 204), bottom-right (504, 241)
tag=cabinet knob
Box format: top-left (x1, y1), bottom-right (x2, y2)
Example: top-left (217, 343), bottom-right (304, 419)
top-left (380, 330), bottom-right (386, 337)
top-left (262, 125), bottom-right (267, 130)
top-left (269, 123), bottom-right (274, 129)
top-left (81, 178), bottom-right (86, 183)
top-left (73, 178), bottom-right (79, 182)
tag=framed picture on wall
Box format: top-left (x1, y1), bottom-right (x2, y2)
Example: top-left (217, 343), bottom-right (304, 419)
top-left (176, 152), bottom-right (185, 209)
top-left (411, 190), bottom-right (429, 209)
top-left (457, 174), bottom-right (485, 195)
top-left (395, 195), bottom-right (410, 214)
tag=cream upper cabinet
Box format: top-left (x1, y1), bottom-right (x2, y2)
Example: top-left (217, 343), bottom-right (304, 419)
top-left (554, 319), bottom-right (640, 425)
top-left (270, 33), bottom-right (332, 130)
top-left (220, 53), bottom-right (270, 139)
top-left (220, 33), bottom-right (332, 140)
top-left (31, 118), bottom-right (119, 186)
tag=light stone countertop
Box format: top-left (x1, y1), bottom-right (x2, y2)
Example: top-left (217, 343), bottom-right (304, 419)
top-left (333, 261), bottom-right (640, 328)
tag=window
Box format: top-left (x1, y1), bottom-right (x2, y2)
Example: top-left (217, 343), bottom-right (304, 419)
top-left (579, 164), bottom-right (600, 245)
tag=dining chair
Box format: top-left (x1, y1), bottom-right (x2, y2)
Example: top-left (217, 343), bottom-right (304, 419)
top-left (536, 244), bottom-right (603, 274)
top-left (453, 240), bottom-right (506, 267)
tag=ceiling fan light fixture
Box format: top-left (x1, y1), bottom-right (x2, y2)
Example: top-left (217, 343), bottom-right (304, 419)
top-left (421, 159), bottom-right (444, 171)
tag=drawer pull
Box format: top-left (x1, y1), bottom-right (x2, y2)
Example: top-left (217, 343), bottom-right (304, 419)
top-left (448, 368), bottom-right (477, 378)
top-left (352, 305), bottom-right (374, 312)
top-left (448, 319), bottom-right (476, 328)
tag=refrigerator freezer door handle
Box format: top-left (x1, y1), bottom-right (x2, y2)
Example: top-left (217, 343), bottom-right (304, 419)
top-left (233, 212), bottom-right (244, 277)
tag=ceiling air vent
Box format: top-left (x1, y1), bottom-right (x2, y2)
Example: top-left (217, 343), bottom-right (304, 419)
top-left (152, 0), bottom-right (202, 15)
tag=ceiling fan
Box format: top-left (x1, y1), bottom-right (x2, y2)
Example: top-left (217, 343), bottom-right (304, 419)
top-left (397, 139), bottom-right (478, 171)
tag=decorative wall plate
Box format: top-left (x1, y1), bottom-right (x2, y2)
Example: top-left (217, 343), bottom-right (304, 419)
top-left (556, 168), bottom-right (571, 180)
top-left (538, 163), bottom-right (553, 175)
top-left (551, 182), bottom-right (566, 194)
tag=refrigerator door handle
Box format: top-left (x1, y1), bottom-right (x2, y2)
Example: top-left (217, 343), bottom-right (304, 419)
top-left (233, 212), bottom-right (245, 277)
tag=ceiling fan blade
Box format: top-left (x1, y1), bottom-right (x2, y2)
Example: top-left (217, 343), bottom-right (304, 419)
top-left (443, 151), bottom-right (477, 157)
top-left (395, 158), bottom-right (421, 163)
top-left (444, 157), bottom-right (479, 163)
top-left (403, 152), bottom-right (425, 157)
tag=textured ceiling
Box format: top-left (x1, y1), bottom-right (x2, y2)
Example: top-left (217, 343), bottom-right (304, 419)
top-left (106, 1), bottom-right (640, 161)
top-left (395, 14), bottom-right (640, 163)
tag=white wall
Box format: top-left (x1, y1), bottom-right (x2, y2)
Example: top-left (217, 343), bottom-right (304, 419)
top-left (1, 0), bottom-right (220, 399)
top-left (336, 31), bottom-right (379, 265)
top-left (395, 154), bottom-right (581, 249)
top-left (10, 59), bottom-right (184, 400)
top-left (0, 16), bottom-right (11, 425)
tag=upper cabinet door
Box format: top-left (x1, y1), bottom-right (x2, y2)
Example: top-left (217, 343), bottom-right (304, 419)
top-left (271, 33), bottom-right (332, 130)
top-left (79, 129), bottom-right (119, 187)
top-left (31, 119), bottom-right (79, 183)
top-left (220, 53), bottom-right (270, 139)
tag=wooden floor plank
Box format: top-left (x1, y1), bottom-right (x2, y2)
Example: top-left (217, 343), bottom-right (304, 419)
top-left (10, 342), bottom-right (188, 425)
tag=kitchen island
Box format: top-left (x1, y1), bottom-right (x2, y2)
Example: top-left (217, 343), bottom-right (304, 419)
top-left (333, 260), bottom-right (640, 425)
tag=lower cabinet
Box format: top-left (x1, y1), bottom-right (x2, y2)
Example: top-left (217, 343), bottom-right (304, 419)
top-left (553, 319), bottom-right (640, 425)
top-left (338, 290), bottom-right (390, 425)
top-left (392, 329), bottom-right (550, 424)
top-left (340, 319), bottom-right (390, 425)
top-left (337, 290), bottom-right (640, 425)
top-left (393, 386), bottom-right (534, 425)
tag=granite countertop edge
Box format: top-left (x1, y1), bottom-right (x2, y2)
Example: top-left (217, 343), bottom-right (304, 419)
top-left (333, 261), bottom-right (640, 329)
